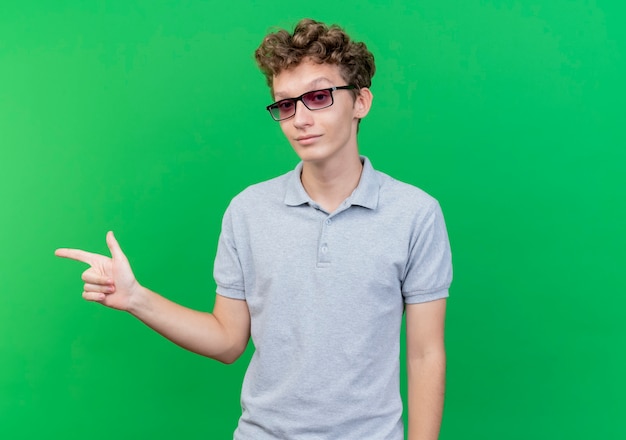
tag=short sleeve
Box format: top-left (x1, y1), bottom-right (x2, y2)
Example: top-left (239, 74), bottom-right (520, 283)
top-left (402, 200), bottom-right (453, 304)
top-left (213, 204), bottom-right (246, 300)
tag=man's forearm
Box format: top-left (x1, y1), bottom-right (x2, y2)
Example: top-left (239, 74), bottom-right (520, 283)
top-left (128, 287), bottom-right (248, 363)
top-left (407, 351), bottom-right (446, 440)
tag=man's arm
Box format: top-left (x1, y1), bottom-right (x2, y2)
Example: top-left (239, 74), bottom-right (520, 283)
top-left (406, 298), bottom-right (447, 440)
top-left (55, 231), bottom-right (250, 364)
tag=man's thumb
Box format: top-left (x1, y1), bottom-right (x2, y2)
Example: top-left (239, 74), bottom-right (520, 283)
top-left (106, 231), bottom-right (126, 261)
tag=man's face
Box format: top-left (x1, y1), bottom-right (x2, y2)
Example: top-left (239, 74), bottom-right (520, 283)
top-left (271, 60), bottom-right (369, 166)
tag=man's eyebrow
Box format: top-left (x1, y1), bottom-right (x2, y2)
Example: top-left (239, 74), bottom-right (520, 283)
top-left (273, 77), bottom-right (334, 100)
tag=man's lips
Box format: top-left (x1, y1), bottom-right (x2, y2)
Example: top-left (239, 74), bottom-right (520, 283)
top-left (295, 134), bottom-right (322, 144)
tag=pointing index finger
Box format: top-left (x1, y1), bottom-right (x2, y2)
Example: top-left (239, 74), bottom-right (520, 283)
top-left (54, 248), bottom-right (100, 266)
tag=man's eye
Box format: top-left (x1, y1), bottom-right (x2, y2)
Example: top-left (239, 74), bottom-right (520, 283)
top-left (278, 101), bottom-right (294, 110)
top-left (311, 91), bottom-right (330, 102)
top-left (304, 90), bottom-right (332, 107)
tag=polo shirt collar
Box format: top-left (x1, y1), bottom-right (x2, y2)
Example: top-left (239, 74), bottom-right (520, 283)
top-left (284, 156), bottom-right (380, 210)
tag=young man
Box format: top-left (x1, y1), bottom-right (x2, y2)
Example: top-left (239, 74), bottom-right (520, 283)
top-left (56, 19), bottom-right (452, 440)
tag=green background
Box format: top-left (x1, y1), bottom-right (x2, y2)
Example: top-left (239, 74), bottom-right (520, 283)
top-left (1, 0), bottom-right (624, 438)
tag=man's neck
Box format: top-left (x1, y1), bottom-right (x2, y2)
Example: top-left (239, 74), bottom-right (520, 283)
top-left (300, 151), bottom-right (363, 213)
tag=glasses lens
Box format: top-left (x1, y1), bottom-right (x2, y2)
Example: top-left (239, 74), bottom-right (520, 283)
top-left (302, 89), bottom-right (333, 110)
top-left (269, 100), bottom-right (296, 120)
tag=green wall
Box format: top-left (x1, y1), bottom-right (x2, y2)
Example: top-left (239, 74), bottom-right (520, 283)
top-left (1, 1), bottom-right (624, 438)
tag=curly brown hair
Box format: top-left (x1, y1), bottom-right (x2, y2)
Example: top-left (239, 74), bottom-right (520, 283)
top-left (255, 19), bottom-right (376, 94)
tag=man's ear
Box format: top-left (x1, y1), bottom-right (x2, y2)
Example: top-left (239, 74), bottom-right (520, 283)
top-left (354, 87), bottom-right (373, 119)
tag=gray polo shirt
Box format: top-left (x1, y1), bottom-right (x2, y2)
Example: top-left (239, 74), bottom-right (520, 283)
top-left (214, 157), bottom-right (452, 440)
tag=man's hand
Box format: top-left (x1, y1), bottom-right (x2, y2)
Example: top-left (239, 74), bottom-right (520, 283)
top-left (55, 231), bottom-right (140, 311)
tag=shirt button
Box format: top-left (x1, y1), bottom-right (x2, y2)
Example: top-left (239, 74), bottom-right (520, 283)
top-left (325, 219), bottom-right (332, 225)
top-left (321, 245), bottom-right (328, 253)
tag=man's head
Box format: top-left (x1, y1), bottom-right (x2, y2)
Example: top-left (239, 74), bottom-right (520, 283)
top-left (255, 19), bottom-right (375, 165)
top-left (255, 19), bottom-right (376, 97)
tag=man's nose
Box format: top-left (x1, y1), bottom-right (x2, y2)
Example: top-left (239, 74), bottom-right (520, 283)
top-left (292, 100), bottom-right (314, 126)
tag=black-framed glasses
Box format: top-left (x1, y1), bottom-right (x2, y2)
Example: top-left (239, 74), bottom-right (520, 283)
top-left (266, 85), bottom-right (356, 121)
